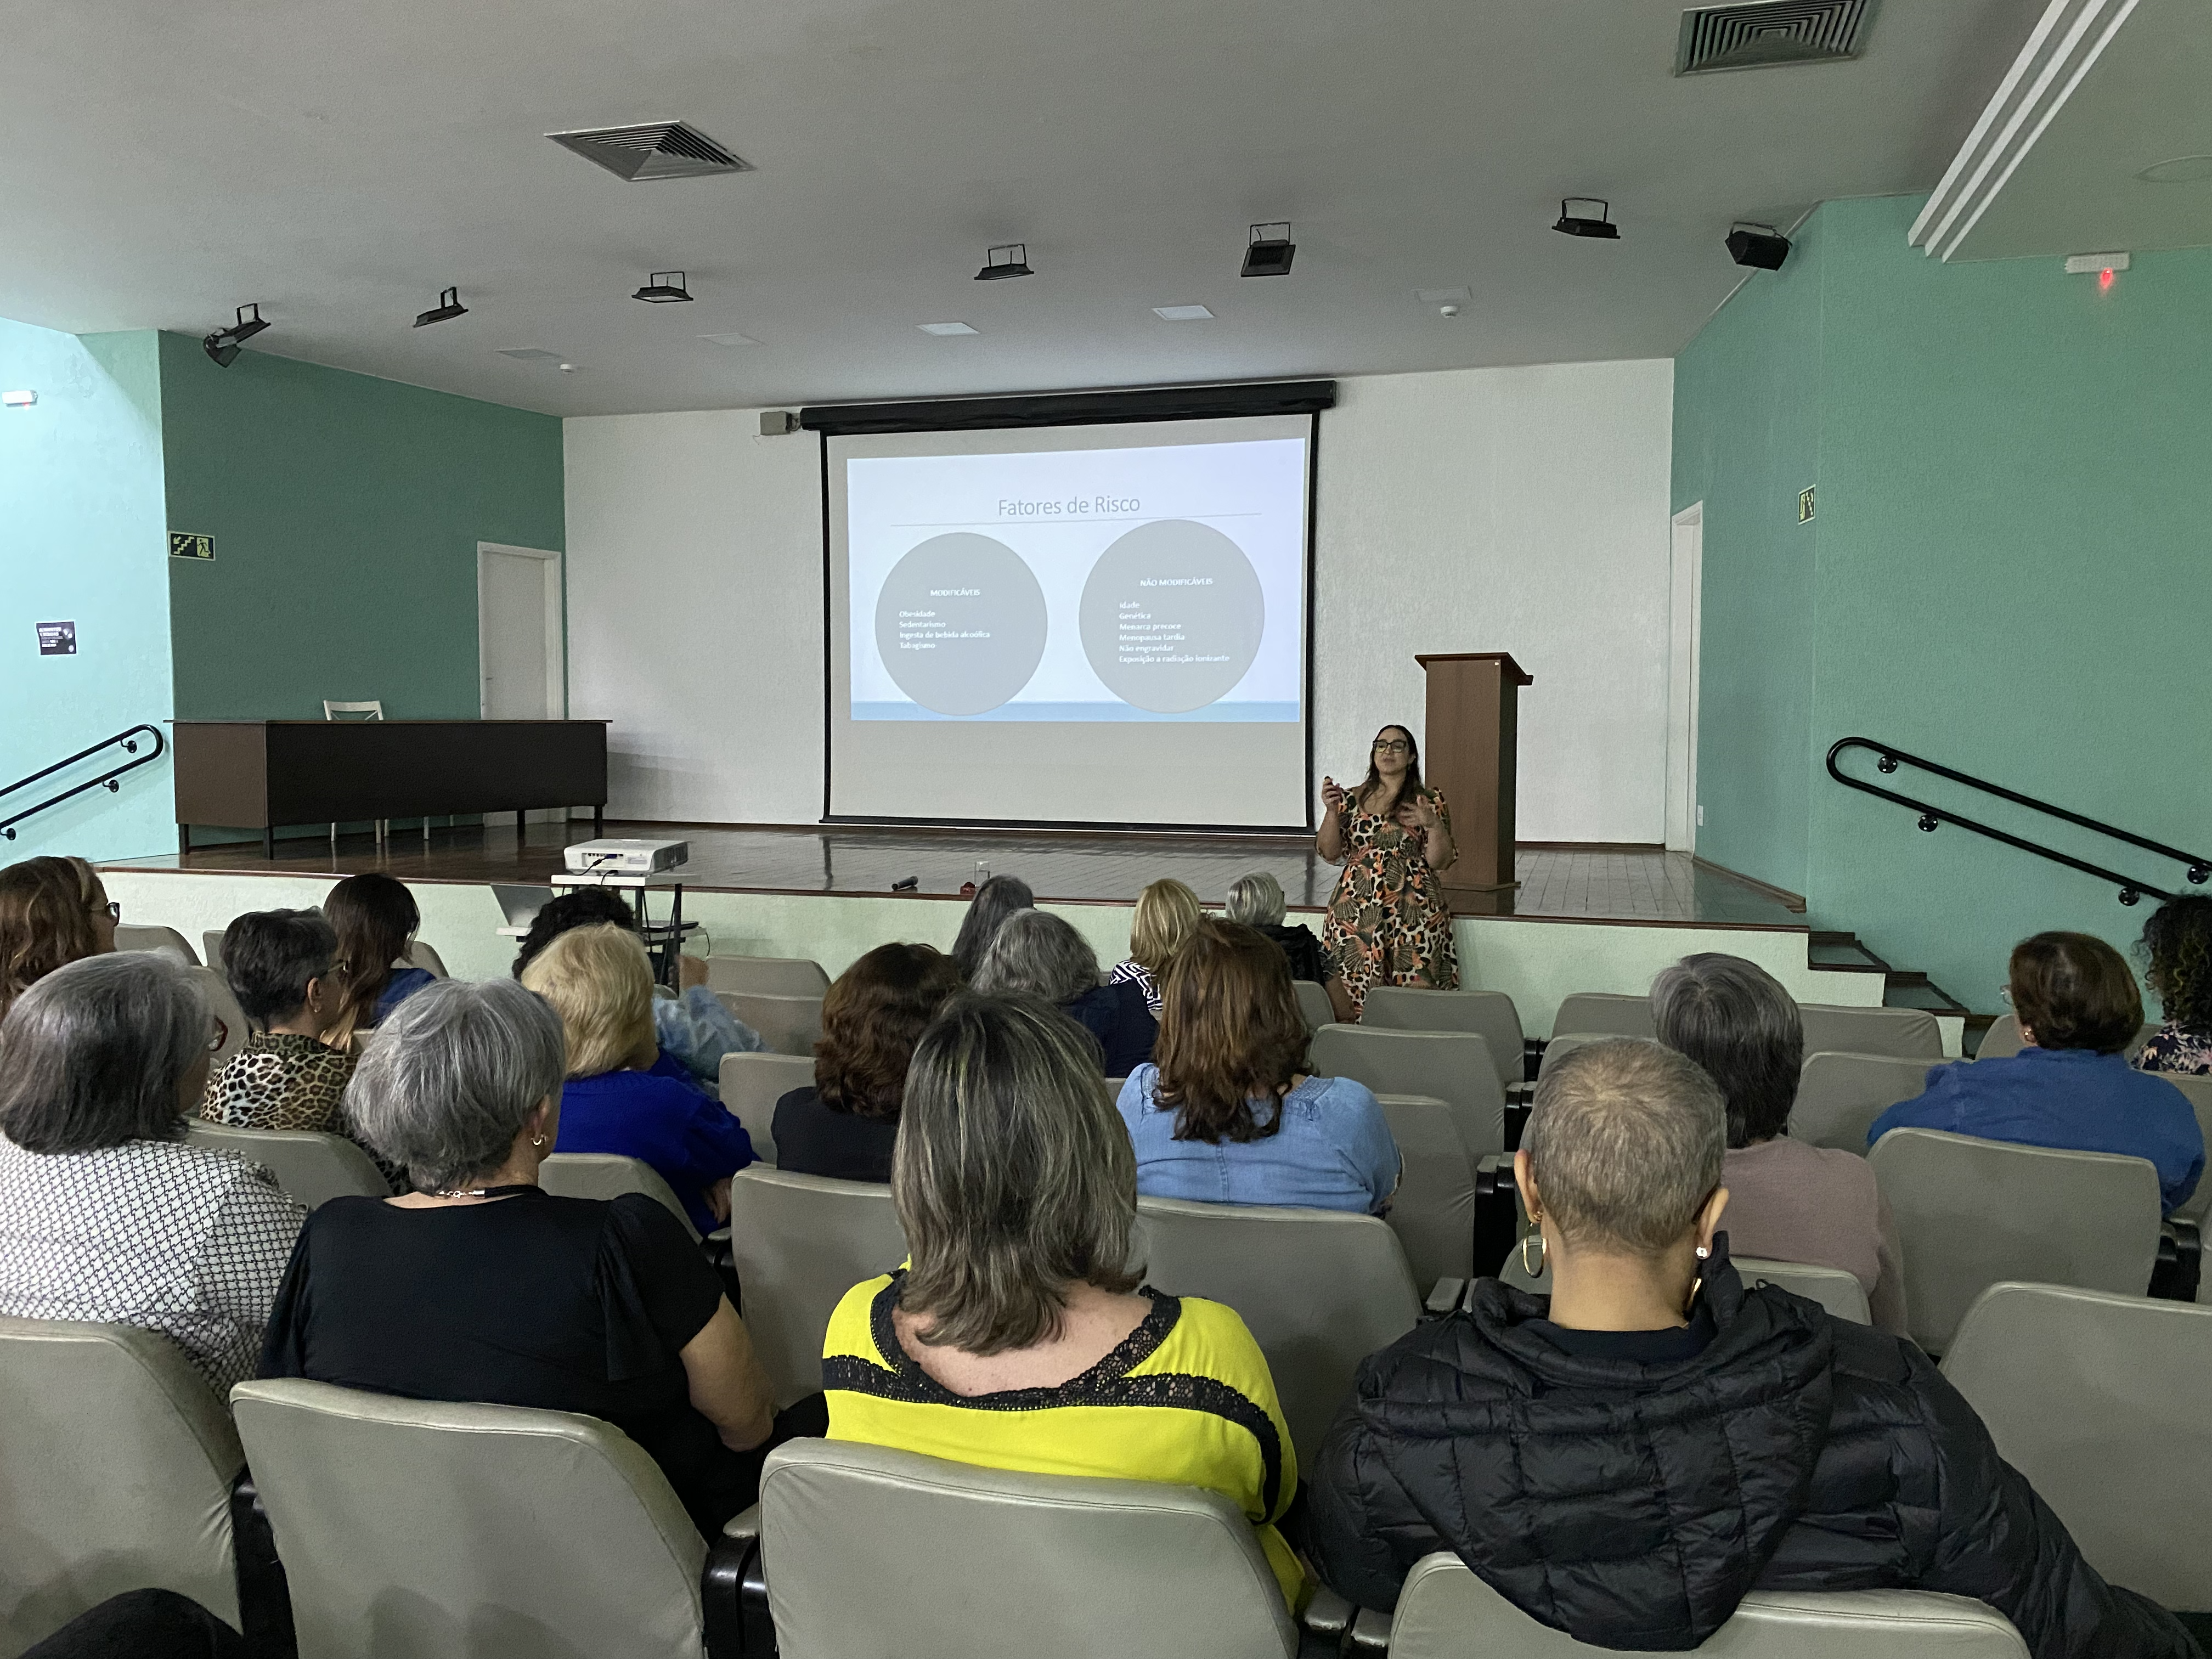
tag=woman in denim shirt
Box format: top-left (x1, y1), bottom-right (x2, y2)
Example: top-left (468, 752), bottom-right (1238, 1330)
top-left (1117, 919), bottom-right (1398, 1214)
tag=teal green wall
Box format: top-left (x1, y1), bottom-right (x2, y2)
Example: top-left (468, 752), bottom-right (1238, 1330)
top-left (158, 333), bottom-right (564, 721)
top-left (0, 322), bottom-right (175, 861)
top-left (1677, 196), bottom-right (2212, 1006)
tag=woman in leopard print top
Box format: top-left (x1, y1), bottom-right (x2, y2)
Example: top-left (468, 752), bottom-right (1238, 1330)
top-left (199, 909), bottom-right (360, 1136)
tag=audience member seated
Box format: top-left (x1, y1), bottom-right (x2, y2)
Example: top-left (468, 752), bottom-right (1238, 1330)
top-left (772, 942), bottom-right (961, 1182)
top-left (1224, 871), bottom-right (1327, 984)
top-left (0, 854), bottom-right (117, 1020)
top-left (519, 923), bottom-right (754, 1233)
top-left (323, 872), bottom-right (433, 1046)
top-left (1118, 919), bottom-right (1398, 1215)
top-left (2136, 895), bottom-right (2212, 1076)
top-left (1310, 1039), bottom-right (2198, 1659)
top-left (21, 1589), bottom-right (246, 1659)
top-left (258, 978), bottom-right (815, 1537)
top-left (1652, 953), bottom-right (1904, 1330)
top-left (1108, 877), bottom-right (1201, 1016)
top-left (201, 909), bottom-right (357, 1133)
top-left (822, 992), bottom-right (1307, 1611)
top-left (973, 909), bottom-right (1156, 1075)
top-left (1871, 932), bottom-right (2204, 1214)
top-left (511, 887), bottom-right (763, 1091)
top-left (0, 955), bottom-right (304, 1395)
top-left (950, 873), bottom-right (1034, 980)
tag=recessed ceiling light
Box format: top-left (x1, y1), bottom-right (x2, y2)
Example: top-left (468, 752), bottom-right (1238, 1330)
top-left (1415, 287), bottom-right (1470, 303)
top-left (1153, 304), bottom-right (1214, 321)
top-left (2136, 154), bottom-right (2212, 184)
top-left (917, 321), bottom-right (979, 336)
top-left (700, 331), bottom-right (761, 347)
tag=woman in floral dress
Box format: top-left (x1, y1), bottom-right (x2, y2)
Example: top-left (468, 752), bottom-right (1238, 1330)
top-left (1318, 725), bottom-right (1458, 1020)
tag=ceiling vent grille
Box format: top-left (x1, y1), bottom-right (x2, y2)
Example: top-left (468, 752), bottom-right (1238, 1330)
top-left (546, 121), bottom-right (753, 181)
top-left (1675, 0), bottom-right (1876, 74)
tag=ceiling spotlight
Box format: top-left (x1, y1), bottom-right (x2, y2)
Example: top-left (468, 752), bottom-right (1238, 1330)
top-left (1241, 223), bottom-right (1295, 278)
top-left (201, 303), bottom-right (268, 368)
top-left (1553, 199), bottom-right (1620, 240)
top-left (1725, 222), bottom-right (1791, 270)
top-left (633, 270), bottom-right (694, 303)
top-left (413, 286), bottom-right (469, 328)
top-left (975, 244), bottom-right (1032, 281)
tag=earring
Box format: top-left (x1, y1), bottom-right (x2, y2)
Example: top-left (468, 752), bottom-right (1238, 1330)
top-left (1695, 1244), bottom-right (1711, 1260)
top-left (1519, 1220), bottom-right (1547, 1278)
top-left (531, 1135), bottom-right (547, 1150)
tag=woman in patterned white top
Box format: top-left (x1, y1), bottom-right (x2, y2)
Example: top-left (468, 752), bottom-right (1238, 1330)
top-left (0, 953), bottom-right (306, 1397)
top-left (1108, 878), bottom-right (1203, 1018)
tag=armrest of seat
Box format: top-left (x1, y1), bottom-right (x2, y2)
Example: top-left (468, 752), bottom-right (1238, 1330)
top-left (1348, 1606), bottom-right (1392, 1655)
top-left (2151, 1217), bottom-right (2201, 1303)
top-left (1423, 1278), bottom-right (1467, 1318)
top-left (1472, 1154), bottom-right (1517, 1282)
top-left (1502, 1097), bottom-right (1530, 1148)
top-left (703, 1504), bottom-right (771, 1658)
top-left (1299, 1583), bottom-right (1355, 1657)
top-left (229, 1470), bottom-right (298, 1659)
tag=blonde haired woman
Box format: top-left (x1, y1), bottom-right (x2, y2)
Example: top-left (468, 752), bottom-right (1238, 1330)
top-left (518, 923), bottom-right (753, 1232)
top-left (1108, 877), bottom-right (1203, 1017)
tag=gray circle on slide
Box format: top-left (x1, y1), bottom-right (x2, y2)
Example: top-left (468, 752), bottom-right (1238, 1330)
top-left (874, 533), bottom-right (1048, 716)
top-left (1079, 520), bottom-right (1265, 713)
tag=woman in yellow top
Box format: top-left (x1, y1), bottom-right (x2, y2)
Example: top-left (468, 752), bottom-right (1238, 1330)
top-left (822, 991), bottom-right (1306, 1610)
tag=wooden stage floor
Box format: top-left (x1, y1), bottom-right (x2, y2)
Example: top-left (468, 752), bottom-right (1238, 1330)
top-left (107, 821), bottom-right (1807, 930)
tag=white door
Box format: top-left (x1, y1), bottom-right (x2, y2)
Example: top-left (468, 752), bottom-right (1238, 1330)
top-left (477, 544), bottom-right (563, 720)
top-left (1664, 505), bottom-right (1703, 854)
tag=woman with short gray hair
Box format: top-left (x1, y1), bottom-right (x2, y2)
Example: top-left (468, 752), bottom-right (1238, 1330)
top-left (1224, 871), bottom-right (1327, 984)
top-left (1312, 1037), bottom-right (2193, 1659)
top-left (1651, 952), bottom-right (1903, 1331)
top-left (0, 954), bottom-right (305, 1395)
top-left (973, 909), bottom-right (1156, 1074)
top-left (822, 993), bottom-right (1308, 1611)
top-left (258, 977), bottom-right (808, 1538)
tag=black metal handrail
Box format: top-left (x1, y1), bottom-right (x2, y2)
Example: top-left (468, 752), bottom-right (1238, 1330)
top-left (0, 724), bottom-right (167, 842)
top-left (1826, 736), bottom-right (2210, 907)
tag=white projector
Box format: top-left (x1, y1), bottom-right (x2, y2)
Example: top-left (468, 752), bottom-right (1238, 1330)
top-left (562, 839), bottom-right (690, 876)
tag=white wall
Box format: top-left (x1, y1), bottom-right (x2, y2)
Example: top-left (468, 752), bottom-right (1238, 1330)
top-left (564, 358), bottom-right (1674, 838)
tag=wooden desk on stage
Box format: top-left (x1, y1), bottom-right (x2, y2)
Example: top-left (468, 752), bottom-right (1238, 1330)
top-left (172, 720), bottom-right (610, 857)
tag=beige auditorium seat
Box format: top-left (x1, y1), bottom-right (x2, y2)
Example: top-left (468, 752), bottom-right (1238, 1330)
top-left (203, 929), bottom-right (228, 969)
top-left (538, 1152), bottom-right (698, 1239)
top-left (1310, 1025), bottom-right (1504, 1156)
top-left (2162, 1073), bottom-right (2212, 1227)
top-left (185, 1123), bottom-right (391, 1208)
top-left (708, 954), bottom-right (832, 997)
top-left (726, 1166), bottom-right (906, 1406)
top-left (1293, 978), bottom-right (1336, 1033)
top-left (1976, 1015), bottom-right (2156, 1061)
top-left (405, 940), bottom-right (448, 978)
top-left (0, 1317), bottom-right (245, 1651)
top-left (1798, 1004), bottom-right (1943, 1061)
top-left (719, 991), bottom-right (824, 1057)
top-left (1494, 1249), bottom-right (1872, 1324)
top-left (186, 966), bottom-right (249, 1073)
top-left (1535, 1031), bottom-right (1607, 1080)
top-left (1376, 1553), bottom-right (2026, 1659)
top-left (1362, 988), bottom-right (1525, 1091)
top-left (233, 1379), bottom-right (731, 1659)
top-left (718, 1052), bottom-right (816, 1165)
top-left (1791, 1052), bottom-right (1943, 1153)
top-left (1375, 1093), bottom-right (1479, 1284)
top-left (1548, 992), bottom-right (1654, 1041)
top-left (1868, 1128), bottom-right (2161, 1355)
top-left (1941, 1282), bottom-right (2212, 1613)
top-left (113, 923), bottom-right (201, 967)
top-left (1135, 1196), bottom-right (1420, 1467)
top-left (754, 1438), bottom-right (1312, 1659)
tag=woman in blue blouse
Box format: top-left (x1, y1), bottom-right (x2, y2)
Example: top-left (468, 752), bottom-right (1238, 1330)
top-left (1117, 919), bottom-right (1398, 1214)
top-left (520, 923), bottom-right (754, 1234)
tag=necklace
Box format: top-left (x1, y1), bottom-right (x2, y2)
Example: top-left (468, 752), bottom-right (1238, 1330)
top-left (425, 1182), bottom-right (538, 1201)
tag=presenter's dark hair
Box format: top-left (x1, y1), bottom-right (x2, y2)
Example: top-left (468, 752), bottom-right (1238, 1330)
top-left (1356, 725), bottom-right (1425, 815)
top-left (2140, 896), bottom-right (2212, 1036)
top-left (221, 909), bottom-right (341, 1029)
top-left (816, 942), bottom-right (964, 1121)
top-left (1153, 919), bottom-right (1308, 1144)
top-left (952, 875), bottom-right (1035, 980)
top-left (325, 872), bottom-right (420, 1042)
top-left (513, 888), bottom-right (637, 978)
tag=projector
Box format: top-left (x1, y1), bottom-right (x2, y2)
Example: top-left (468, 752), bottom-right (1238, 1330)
top-left (562, 839), bottom-right (690, 876)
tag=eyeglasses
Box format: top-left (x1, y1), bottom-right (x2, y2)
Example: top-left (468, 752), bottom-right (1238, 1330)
top-left (1373, 740), bottom-right (1412, 754)
top-left (206, 1017), bottom-right (229, 1054)
top-left (1998, 985), bottom-right (2015, 1007)
top-left (89, 900), bottom-right (120, 921)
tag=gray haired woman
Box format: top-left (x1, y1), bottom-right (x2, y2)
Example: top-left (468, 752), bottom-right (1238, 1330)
top-left (0, 953), bottom-right (306, 1395)
top-left (820, 992), bottom-right (1309, 1610)
top-left (257, 977), bottom-right (815, 1538)
top-left (973, 909), bottom-right (1156, 1075)
top-left (1224, 871), bottom-right (1327, 984)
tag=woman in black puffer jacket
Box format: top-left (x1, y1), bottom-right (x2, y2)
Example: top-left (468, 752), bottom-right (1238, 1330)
top-left (1310, 1039), bottom-right (2197, 1659)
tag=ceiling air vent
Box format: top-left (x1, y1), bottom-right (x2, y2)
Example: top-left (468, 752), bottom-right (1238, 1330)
top-left (1675, 0), bottom-right (1876, 74)
top-left (546, 121), bottom-right (753, 182)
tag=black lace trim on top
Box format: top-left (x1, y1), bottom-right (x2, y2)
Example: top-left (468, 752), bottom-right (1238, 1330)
top-left (824, 1271), bottom-right (1288, 1518)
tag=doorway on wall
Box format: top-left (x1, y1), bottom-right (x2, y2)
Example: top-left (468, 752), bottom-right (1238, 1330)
top-left (477, 543), bottom-right (566, 823)
top-left (1664, 504), bottom-right (1703, 854)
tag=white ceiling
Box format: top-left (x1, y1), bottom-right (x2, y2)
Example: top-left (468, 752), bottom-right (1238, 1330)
top-left (0, 0), bottom-right (2042, 416)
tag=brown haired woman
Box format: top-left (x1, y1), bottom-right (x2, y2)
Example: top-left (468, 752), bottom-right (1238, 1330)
top-left (323, 872), bottom-right (434, 1047)
top-left (1115, 919), bottom-right (1399, 1214)
top-left (1316, 724), bottom-right (1458, 1021)
top-left (0, 855), bottom-right (119, 1020)
top-left (773, 943), bottom-right (963, 1181)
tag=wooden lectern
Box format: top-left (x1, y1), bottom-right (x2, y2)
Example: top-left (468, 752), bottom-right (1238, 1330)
top-left (1417, 652), bottom-right (1532, 909)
